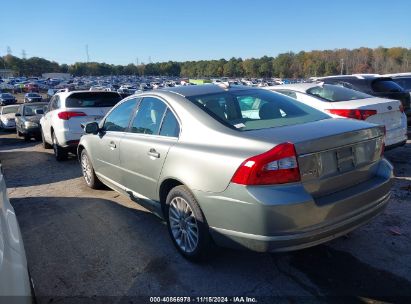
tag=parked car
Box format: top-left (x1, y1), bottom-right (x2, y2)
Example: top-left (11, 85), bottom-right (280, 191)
top-left (24, 93), bottom-right (43, 103)
top-left (24, 83), bottom-right (39, 93)
top-left (384, 73), bottom-right (411, 95)
top-left (78, 84), bottom-right (392, 261)
top-left (0, 105), bottom-right (19, 129)
top-left (267, 83), bottom-right (407, 149)
top-left (0, 162), bottom-right (32, 301)
top-left (40, 91), bottom-right (122, 160)
top-left (0, 93), bottom-right (17, 105)
top-left (315, 75), bottom-right (411, 124)
top-left (15, 102), bottom-right (47, 141)
top-left (46, 88), bottom-right (58, 101)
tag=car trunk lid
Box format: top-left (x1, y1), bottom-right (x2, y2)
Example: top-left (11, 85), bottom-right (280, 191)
top-left (244, 118), bottom-right (385, 197)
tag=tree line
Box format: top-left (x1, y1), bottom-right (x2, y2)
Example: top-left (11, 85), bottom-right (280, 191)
top-left (1, 47), bottom-right (410, 78)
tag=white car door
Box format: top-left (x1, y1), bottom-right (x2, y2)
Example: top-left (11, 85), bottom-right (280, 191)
top-left (41, 96), bottom-right (59, 143)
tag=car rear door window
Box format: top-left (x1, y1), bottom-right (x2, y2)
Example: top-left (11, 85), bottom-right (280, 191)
top-left (130, 97), bottom-right (167, 135)
top-left (103, 98), bottom-right (137, 132)
top-left (159, 109), bottom-right (180, 137)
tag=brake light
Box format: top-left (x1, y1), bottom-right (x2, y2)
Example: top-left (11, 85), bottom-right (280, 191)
top-left (326, 109), bottom-right (377, 120)
top-left (231, 142), bottom-right (300, 185)
top-left (57, 111), bottom-right (87, 120)
top-left (399, 104), bottom-right (404, 113)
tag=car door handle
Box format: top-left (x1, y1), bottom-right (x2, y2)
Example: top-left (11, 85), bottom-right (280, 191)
top-left (147, 148), bottom-right (160, 158)
top-left (109, 142), bottom-right (116, 149)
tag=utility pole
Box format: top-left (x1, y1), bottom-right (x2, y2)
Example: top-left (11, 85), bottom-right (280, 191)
top-left (340, 58), bottom-right (344, 75)
top-left (85, 44), bottom-right (90, 63)
top-left (6, 46), bottom-right (12, 56)
top-left (22, 49), bottom-right (27, 59)
top-left (148, 56), bottom-right (152, 64)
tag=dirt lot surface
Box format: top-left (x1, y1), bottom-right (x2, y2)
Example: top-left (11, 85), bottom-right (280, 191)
top-left (0, 129), bottom-right (411, 303)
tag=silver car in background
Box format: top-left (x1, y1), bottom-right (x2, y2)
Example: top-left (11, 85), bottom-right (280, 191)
top-left (0, 162), bottom-right (32, 302)
top-left (78, 85), bottom-right (393, 261)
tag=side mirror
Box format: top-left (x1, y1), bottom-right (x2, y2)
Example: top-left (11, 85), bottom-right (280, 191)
top-left (84, 121), bottom-right (99, 134)
top-left (15, 113), bottom-right (21, 117)
top-left (35, 109), bottom-right (44, 115)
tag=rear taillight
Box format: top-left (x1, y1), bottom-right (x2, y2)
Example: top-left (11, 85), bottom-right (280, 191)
top-left (231, 142), bottom-right (300, 185)
top-left (326, 109), bottom-right (377, 120)
top-left (399, 104), bottom-right (404, 113)
top-left (57, 111), bottom-right (87, 120)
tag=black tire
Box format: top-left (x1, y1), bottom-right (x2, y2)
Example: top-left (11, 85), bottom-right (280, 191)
top-left (80, 149), bottom-right (103, 189)
top-left (166, 185), bottom-right (212, 262)
top-left (41, 129), bottom-right (52, 149)
top-left (52, 132), bottom-right (68, 161)
top-left (16, 128), bottom-right (22, 137)
top-left (23, 134), bottom-right (30, 142)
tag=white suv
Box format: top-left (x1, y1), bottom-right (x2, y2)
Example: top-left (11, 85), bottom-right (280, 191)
top-left (40, 90), bottom-right (122, 160)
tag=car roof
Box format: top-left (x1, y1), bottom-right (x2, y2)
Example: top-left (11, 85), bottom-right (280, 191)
top-left (267, 82), bottom-right (322, 93)
top-left (159, 84), bottom-right (254, 97)
top-left (55, 90), bottom-right (120, 99)
top-left (23, 102), bottom-right (47, 105)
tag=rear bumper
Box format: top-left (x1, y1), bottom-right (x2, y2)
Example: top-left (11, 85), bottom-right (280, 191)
top-left (54, 129), bottom-right (82, 148)
top-left (209, 192), bottom-right (390, 252)
top-left (195, 158), bottom-right (393, 252)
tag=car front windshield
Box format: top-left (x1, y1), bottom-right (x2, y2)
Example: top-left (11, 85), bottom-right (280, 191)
top-left (187, 89), bottom-right (329, 131)
top-left (2, 106), bottom-right (19, 114)
top-left (24, 104), bottom-right (45, 116)
top-left (307, 84), bottom-right (371, 102)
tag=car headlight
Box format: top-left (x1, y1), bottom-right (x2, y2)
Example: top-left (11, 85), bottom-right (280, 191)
top-left (2, 118), bottom-right (9, 123)
top-left (25, 121), bottom-right (38, 127)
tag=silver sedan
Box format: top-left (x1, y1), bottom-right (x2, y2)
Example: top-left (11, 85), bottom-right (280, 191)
top-left (78, 84), bottom-right (393, 261)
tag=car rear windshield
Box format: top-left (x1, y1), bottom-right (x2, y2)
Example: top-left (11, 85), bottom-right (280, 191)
top-left (187, 89), bottom-right (329, 131)
top-left (307, 84), bottom-right (371, 102)
top-left (372, 79), bottom-right (404, 93)
top-left (393, 78), bottom-right (411, 90)
top-left (27, 93), bottom-right (40, 97)
top-left (65, 92), bottom-right (122, 108)
top-left (1, 93), bottom-right (13, 98)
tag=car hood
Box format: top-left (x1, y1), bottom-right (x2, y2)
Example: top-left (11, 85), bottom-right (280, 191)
top-left (0, 113), bottom-right (17, 120)
top-left (24, 116), bottom-right (41, 123)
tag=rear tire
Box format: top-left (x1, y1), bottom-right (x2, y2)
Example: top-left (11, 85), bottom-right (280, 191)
top-left (41, 129), bottom-right (52, 149)
top-left (52, 132), bottom-right (68, 161)
top-left (17, 129), bottom-right (22, 137)
top-left (166, 185), bottom-right (212, 262)
top-left (80, 149), bottom-right (103, 189)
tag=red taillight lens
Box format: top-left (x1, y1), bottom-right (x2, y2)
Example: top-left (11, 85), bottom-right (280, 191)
top-left (57, 111), bottom-right (87, 120)
top-left (399, 104), bottom-right (404, 113)
top-left (326, 109), bottom-right (377, 120)
top-left (231, 142), bottom-right (300, 185)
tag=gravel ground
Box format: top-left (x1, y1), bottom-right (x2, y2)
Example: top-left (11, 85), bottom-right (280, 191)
top-left (0, 129), bottom-right (410, 303)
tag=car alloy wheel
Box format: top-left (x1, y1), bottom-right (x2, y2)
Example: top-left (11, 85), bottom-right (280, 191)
top-left (81, 152), bottom-right (92, 186)
top-left (168, 196), bottom-right (199, 253)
